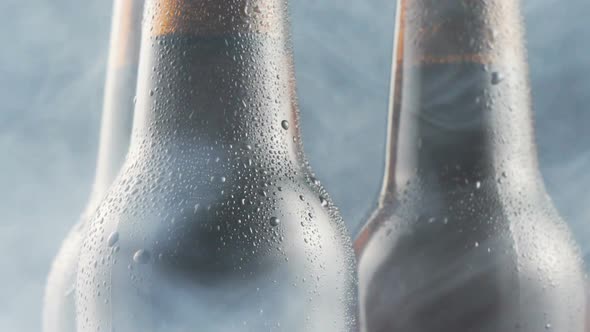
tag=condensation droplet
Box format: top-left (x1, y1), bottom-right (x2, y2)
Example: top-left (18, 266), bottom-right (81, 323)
top-left (133, 249), bottom-right (150, 264)
top-left (491, 72), bottom-right (503, 85)
top-left (107, 232), bottom-right (119, 247)
top-left (270, 217), bottom-right (280, 227)
top-left (281, 120), bottom-right (289, 130)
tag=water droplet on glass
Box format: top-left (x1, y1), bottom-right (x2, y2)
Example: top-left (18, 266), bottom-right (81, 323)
top-left (281, 120), bottom-right (289, 130)
top-left (243, 1), bottom-right (250, 16)
top-left (270, 217), bottom-right (280, 227)
top-left (133, 249), bottom-right (150, 264)
top-left (491, 72), bottom-right (503, 85)
top-left (320, 196), bottom-right (328, 207)
top-left (107, 232), bottom-right (119, 247)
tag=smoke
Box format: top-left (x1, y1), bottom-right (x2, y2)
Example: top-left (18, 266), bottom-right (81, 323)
top-left (292, 0), bottom-right (395, 230)
top-left (524, 0), bottom-right (590, 255)
top-left (0, 0), bottom-right (110, 330)
top-left (1, 0), bottom-right (589, 331)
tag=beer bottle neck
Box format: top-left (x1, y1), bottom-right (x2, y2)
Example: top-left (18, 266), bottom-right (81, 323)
top-left (381, 0), bottom-right (540, 198)
top-left (130, 0), bottom-right (303, 158)
top-left (89, 0), bottom-right (143, 209)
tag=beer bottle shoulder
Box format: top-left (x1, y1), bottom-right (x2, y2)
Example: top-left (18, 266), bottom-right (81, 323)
top-left (76, 150), bottom-right (358, 331)
top-left (355, 179), bottom-right (586, 332)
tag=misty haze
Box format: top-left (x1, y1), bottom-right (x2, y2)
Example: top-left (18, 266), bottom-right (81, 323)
top-left (1, 0), bottom-right (590, 331)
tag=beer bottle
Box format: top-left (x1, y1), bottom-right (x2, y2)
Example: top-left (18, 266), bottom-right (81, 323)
top-left (75, 0), bottom-right (358, 331)
top-left (42, 1), bottom-right (143, 331)
top-left (355, 0), bottom-right (586, 331)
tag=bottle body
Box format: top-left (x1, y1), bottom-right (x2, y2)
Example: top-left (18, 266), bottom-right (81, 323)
top-left (42, 1), bottom-right (142, 331)
top-left (42, 65), bottom-right (137, 332)
top-left (76, 1), bottom-right (358, 331)
top-left (77, 148), bottom-right (357, 331)
top-left (355, 0), bottom-right (586, 331)
top-left (357, 177), bottom-right (586, 332)
top-left (43, 221), bottom-right (86, 332)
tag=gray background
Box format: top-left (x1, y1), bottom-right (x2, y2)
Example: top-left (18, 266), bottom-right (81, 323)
top-left (1, 0), bottom-right (589, 330)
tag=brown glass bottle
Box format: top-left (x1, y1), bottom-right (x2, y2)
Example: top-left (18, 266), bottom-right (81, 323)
top-left (42, 1), bottom-right (143, 331)
top-left (75, 0), bottom-right (358, 331)
top-left (355, 1), bottom-right (586, 331)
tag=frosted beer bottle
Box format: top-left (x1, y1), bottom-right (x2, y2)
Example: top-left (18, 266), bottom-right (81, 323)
top-left (42, 1), bottom-right (143, 331)
top-left (76, 0), bottom-right (358, 331)
top-left (355, 0), bottom-right (586, 331)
